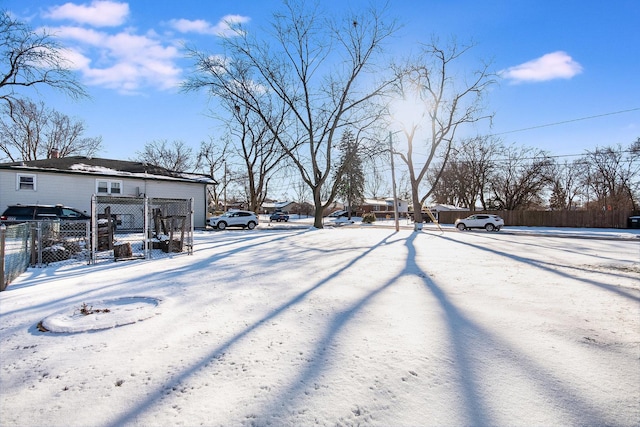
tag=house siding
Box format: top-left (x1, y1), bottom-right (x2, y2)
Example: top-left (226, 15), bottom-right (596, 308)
top-left (0, 169), bottom-right (209, 227)
top-left (143, 179), bottom-right (207, 227)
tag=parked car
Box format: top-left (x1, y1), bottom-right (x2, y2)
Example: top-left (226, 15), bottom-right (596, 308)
top-left (269, 212), bottom-right (289, 222)
top-left (208, 210), bottom-right (258, 230)
top-left (454, 214), bottom-right (504, 231)
top-left (328, 210), bottom-right (349, 217)
top-left (1, 204), bottom-right (90, 225)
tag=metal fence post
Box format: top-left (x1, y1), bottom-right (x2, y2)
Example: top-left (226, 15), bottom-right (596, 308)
top-left (0, 224), bottom-right (6, 291)
top-left (189, 198), bottom-right (194, 255)
top-left (144, 195), bottom-right (149, 260)
top-left (91, 194), bottom-right (97, 264)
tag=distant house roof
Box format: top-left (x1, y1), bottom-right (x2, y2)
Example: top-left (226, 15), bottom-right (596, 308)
top-left (261, 201), bottom-right (295, 210)
top-left (363, 198), bottom-right (391, 207)
top-left (428, 203), bottom-right (468, 211)
top-left (0, 156), bottom-right (217, 185)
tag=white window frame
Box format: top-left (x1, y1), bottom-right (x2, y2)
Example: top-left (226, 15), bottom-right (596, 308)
top-left (96, 179), bottom-right (123, 195)
top-left (16, 173), bottom-right (37, 191)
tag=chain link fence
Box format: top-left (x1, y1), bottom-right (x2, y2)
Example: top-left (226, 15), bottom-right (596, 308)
top-left (1, 196), bottom-right (194, 289)
top-left (92, 196), bottom-right (193, 263)
top-left (1, 223), bottom-right (30, 290)
top-left (1, 220), bottom-right (91, 290)
top-left (37, 221), bottom-right (91, 265)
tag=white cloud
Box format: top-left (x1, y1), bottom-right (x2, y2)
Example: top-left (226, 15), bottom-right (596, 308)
top-left (169, 14), bottom-right (250, 37)
top-left (49, 25), bottom-right (182, 94)
top-left (500, 51), bottom-right (583, 83)
top-left (44, 0), bottom-right (129, 27)
top-left (38, 5), bottom-right (250, 94)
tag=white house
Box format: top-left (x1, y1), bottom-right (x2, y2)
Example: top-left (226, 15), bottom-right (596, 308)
top-left (0, 156), bottom-right (216, 228)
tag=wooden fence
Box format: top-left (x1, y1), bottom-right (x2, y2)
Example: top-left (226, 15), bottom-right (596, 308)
top-left (435, 210), bottom-right (640, 229)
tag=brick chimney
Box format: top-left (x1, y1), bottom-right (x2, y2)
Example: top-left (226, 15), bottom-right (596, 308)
top-left (51, 148), bottom-right (59, 158)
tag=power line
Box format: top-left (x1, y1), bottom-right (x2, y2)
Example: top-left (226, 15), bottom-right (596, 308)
top-left (491, 107), bottom-right (640, 136)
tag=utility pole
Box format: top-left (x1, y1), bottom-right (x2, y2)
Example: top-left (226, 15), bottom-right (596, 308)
top-left (389, 131), bottom-right (399, 232)
top-left (223, 159), bottom-right (227, 212)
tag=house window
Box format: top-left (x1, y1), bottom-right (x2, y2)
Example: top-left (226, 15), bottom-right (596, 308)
top-left (96, 179), bottom-right (123, 195)
top-left (16, 174), bottom-right (36, 191)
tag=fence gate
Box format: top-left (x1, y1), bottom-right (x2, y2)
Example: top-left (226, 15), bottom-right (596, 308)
top-left (92, 195), bottom-right (194, 263)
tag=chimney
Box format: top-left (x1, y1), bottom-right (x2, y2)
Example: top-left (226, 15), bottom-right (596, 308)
top-left (51, 148), bottom-right (59, 159)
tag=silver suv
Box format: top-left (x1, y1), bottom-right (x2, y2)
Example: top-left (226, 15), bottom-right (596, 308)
top-left (208, 210), bottom-right (258, 230)
top-left (455, 214), bottom-right (504, 232)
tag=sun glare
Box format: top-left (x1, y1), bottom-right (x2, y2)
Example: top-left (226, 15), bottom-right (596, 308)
top-left (390, 92), bottom-right (427, 130)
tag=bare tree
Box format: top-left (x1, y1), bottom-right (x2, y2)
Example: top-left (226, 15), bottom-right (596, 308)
top-left (363, 157), bottom-right (389, 199)
top-left (194, 137), bottom-right (228, 213)
top-left (183, 1), bottom-right (397, 228)
top-left (581, 141), bottom-right (639, 211)
top-left (292, 179), bottom-right (312, 217)
top-left (227, 101), bottom-right (289, 213)
top-left (391, 39), bottom-right (496, 228)
top-left (0, 11), bottom-right (87, 112)
top-left (46, 109), bottom-right (102, 158)
top-left (429, 135), bottom-right (502, 210)
top-left (0, 98), bottom-right (101, 161)
top-left (488, 145), bottom-right (553, 210)
top-left (134, 139), bottom-right (194, 172)
top-left (548, 158), bottom-right (585, 210)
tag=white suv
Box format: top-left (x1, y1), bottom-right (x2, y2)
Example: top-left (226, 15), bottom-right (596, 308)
top-left (455, 214), bottom-right (504, 232)
top-left (208, 210), bottom-right (258, 230)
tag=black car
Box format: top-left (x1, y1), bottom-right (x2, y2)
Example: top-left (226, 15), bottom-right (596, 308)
top-left (1, 204), bottom-right (90, 224)
top-left (269, 212), bottom-right (289, 222)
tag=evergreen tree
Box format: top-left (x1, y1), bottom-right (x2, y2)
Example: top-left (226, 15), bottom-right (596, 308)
top-left (335, 130), bottom-right (365, 218)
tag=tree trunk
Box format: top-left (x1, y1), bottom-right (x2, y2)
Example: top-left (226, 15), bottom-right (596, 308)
top-left (313, 187), bottom-right (324, 228)
top-left (412, 191), bottom-right (423, 230)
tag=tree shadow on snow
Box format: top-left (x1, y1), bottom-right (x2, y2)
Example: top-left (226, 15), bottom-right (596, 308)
top-left (438, 233), bottom-right (639, 303)
top-left (103, 230), bottom-right (399, 426)
top-left (101, 230), bottom-right (620, 426)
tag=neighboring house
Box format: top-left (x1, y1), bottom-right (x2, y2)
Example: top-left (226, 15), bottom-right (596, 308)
top-left (324, 201), bottom-right (346, 216)
top-left (0, 156), bottom-right (216, 228)
top-left (425, 203), bottom-right (468, 220)
top-left (360, 198), bottom-right (409, 216)
top-left (261, 200), bottom-right (296, 214)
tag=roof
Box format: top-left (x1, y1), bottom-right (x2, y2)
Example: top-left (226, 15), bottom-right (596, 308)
top-left (428, 203), bottom-right (468, 211)
top-left (261, 201), bottom-right (295, 210)
top-left (363, 198), bottom-right (392, 207)
top-left (0, 156), bottom-right (216, 185)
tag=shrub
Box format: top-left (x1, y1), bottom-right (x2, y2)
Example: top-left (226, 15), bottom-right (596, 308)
top-left (362, 213), bottom-right (376, 224)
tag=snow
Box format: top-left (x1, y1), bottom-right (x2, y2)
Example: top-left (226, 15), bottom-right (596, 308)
top-left (1, 220), bottom-right (639, 426)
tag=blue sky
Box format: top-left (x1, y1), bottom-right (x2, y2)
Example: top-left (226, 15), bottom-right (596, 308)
top-left (3, 0), bottom-right (639, 163)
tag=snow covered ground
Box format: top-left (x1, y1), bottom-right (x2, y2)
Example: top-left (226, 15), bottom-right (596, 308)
top-left (1, 222), bottom-right (639, 426)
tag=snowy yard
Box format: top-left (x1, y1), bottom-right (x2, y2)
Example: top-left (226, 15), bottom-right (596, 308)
top-left (1, 225), bottom-right (639, 426)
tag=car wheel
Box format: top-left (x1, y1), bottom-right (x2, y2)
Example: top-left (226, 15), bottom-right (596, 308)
top-left (456, 223), bottom-right (466, 231)
top-left (217, 221), bottom-right (227, 230)
top-left (485, 223), bottom-right (495, 231)
top-left (247, 221), bottom-right (256, 230)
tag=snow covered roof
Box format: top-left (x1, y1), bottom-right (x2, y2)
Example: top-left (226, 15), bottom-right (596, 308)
top-left (0, 156), bottom-right (216, 185)
top-left (363, 198), bottom-right (391, 207)
top-left (428, 203), bottom-right (469, 211)
top-left (261, 201), bottom-right (295, 210)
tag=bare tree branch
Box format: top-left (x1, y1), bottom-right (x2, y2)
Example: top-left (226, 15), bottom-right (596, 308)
top-left (0, 10), bottom-right (88, 112)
